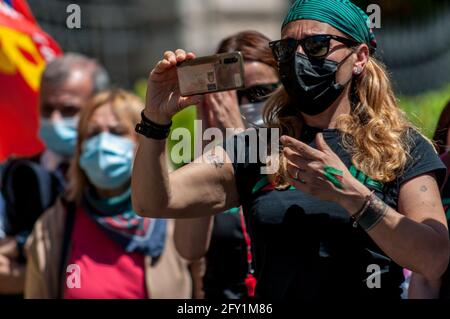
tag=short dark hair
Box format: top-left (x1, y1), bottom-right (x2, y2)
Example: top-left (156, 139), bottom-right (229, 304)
top-left (41, 52), bottom-right (110, 94)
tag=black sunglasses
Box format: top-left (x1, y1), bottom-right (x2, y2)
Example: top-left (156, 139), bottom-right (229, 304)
top-left (237, 82), bottom-right (281, 104)
top-left (269, 34), bottom-right (359, 62)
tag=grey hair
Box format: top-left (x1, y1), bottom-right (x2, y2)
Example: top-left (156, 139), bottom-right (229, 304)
top-left (41, 52), bottom-right (110, 94)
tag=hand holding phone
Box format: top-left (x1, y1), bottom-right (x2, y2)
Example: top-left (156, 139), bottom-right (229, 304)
top-left (145, 49), bottom-right (202, 124)
top-left (177, 52), bottom-right (245, 97)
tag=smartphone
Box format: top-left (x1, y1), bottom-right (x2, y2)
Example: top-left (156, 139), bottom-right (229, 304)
top-left (177, 51), bottom-right (245, 97)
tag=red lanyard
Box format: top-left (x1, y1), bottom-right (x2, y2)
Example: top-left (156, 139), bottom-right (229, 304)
top-left (238, 207), bottom-right (256, 297)
top-left (238, 179), bottom-right (278, 297)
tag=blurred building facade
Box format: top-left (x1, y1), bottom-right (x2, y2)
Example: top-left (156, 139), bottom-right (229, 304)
top-left (370, 0), bottom-right (450, 95)
top-left (28, 0), bottom-right (287, 89)
top-left (28, 0), bottom-right (450, 95)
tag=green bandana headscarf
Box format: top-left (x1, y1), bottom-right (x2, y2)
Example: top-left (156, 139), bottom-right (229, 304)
top-left (282, 0), bottom-right (377, 53)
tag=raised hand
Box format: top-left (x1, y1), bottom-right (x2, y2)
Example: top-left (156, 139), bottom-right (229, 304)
top-left (202, 90), bottom-right (245, 132)
top-left (281, 133), bottom-right (371, 214)
top-left (145, 49), bottom-right (202, 124)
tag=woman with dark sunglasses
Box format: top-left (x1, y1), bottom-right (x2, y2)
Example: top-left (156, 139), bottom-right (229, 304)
top-left (132, 0), bottom-right (449, 300)
top-left (175, 30), bottom-right (279, 300)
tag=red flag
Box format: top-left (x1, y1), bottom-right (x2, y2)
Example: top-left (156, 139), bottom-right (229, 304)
top-left (0, 1), bottom-right (62, 162)
top-left (4, 0), bottom-right (36, 24)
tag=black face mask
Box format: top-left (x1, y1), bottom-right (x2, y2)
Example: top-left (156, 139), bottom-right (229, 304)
top-left (279, 52), bottom-right (353, 116)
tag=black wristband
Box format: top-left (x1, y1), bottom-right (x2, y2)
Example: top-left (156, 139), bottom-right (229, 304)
top-left (350, 190), bottom-right (375, 228)
top-left (135, 111), bottom-right (172, 140)
top-left (357, 194), bottom-right (388, 231)
top-left (140, 111), bottom-right (172, 128)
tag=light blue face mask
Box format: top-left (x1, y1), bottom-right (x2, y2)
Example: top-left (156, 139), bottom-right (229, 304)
top-left (39, 117), bottom-right (78, 157)
top-left (79, 132), bottom-right (135, 190)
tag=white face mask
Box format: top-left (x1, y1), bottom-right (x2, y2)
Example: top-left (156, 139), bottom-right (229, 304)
top-left (240, 102), bottom-right (266, 128)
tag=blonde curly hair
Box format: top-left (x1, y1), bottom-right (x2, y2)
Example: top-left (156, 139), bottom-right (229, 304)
top-left (263, 56), bottom-right (425, 187)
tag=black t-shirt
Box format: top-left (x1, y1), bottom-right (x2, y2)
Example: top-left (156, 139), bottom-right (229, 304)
top-left (1, 157), bottom-right (65, 236)
top-left (203, 209), bottom-right (248, 300)
top-left (224, 126), bottom-right (446, 300)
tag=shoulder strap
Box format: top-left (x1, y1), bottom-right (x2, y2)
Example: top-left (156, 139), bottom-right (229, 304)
top-left (57, 199), bottom-right (77, 299)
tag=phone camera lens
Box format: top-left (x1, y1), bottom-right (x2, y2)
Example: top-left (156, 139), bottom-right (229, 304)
top-left (223, 57), bottom-right (238, 64)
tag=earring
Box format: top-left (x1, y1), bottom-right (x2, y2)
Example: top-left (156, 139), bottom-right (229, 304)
top-left (354, 67), bottom-right (362, 75)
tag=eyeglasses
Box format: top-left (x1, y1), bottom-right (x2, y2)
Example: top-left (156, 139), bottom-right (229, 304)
top-left (237, 82), bottom-right (281, 104)
top-left (269, 34), bottom-right (359, 62)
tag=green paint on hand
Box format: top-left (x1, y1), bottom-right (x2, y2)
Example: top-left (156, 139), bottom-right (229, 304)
top-left (323, 165), bottom-right (344, 189)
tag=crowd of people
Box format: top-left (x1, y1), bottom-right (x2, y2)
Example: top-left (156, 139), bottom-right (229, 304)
top-left (1, 0), bottom-right (450, 300)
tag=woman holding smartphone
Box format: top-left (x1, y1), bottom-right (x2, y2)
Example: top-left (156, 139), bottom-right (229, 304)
top-left (132, 0), bottom-right (449, 299)
top-left (175, 30), bottom-right (280, 300)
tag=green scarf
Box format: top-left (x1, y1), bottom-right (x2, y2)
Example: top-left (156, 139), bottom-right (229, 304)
top-left (282, 0), bottom-right (377, 53)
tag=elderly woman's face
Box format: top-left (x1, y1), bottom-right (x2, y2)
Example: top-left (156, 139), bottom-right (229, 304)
top-left (85, 103), bottom-right (136, 142)
top-left (281, 19), bottom-right (362, 85)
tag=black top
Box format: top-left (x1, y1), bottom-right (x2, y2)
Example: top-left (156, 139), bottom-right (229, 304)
top-left (203, 210), bottom-right (249, 300)
top-left (224, 125), bottom-right (446, 300)
top-left (1, 157), bottom-right (65, 236)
